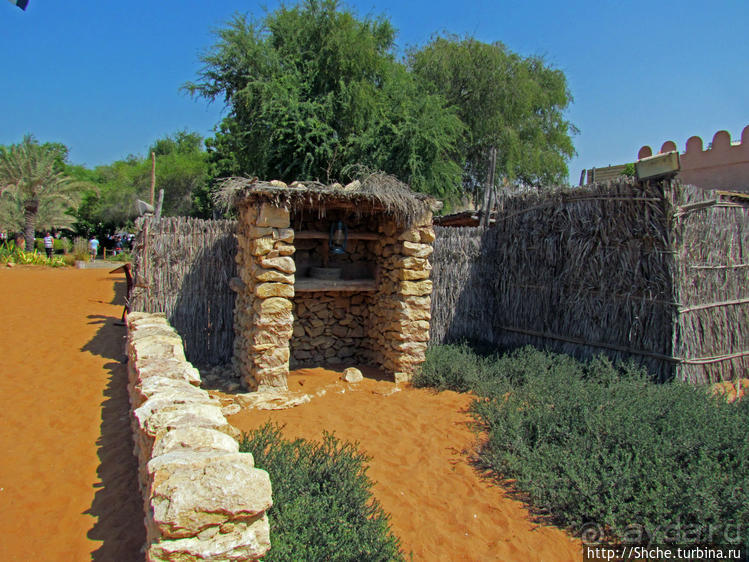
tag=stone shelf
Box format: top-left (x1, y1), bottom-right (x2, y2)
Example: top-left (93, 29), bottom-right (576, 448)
top-left (294, 230), bottom-right (381, 240)
top-left (295, 277), bottom-right (377, 292)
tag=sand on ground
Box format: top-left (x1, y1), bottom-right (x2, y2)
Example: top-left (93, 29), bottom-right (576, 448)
top-left (0, 266), bottom-right (143, 561)
top-left (224, 368), bottom-right (582, 562)
top-left (0, 265), bottom-right (581, 561)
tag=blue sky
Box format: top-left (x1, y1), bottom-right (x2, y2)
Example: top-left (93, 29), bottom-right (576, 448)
top-left (2, 0), bottom-right (747, 183)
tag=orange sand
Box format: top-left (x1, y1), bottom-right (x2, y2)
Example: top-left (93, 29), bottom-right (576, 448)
top-left (0, 267), bottom-right (143, 561)
top-left (0, 266), bottom-right (581, 561)
top-left (225, 368), bottom-right (582, 561)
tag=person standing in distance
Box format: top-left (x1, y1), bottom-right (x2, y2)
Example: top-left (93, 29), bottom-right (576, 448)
top-left (43, 232), bottom-right (54, 259)
top-left (88, 235), bottom-right (99, 262)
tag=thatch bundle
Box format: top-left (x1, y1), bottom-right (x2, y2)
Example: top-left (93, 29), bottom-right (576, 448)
top-left (215, 173), bottom-right (441, 227)
top-left (672, 187), bottom-right (749, 382)
top-left (131, 216), bottom-right (237, 366)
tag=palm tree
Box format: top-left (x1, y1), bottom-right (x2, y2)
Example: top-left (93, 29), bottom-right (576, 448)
top-left (0, 135), bottom-right (84, 250)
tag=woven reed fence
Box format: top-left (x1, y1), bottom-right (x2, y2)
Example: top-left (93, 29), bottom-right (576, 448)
top-left (430, 179), bottom-right (748, 383)
top-left (130, 216), bottom-right (237, 366)
top-left (130, 180), bottom-right (746, 382)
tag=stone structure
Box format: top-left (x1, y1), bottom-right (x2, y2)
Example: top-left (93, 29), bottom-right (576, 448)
top-left (126, 312), bottom-right (273, 561)
top-left (229, 177), bottom-right (439, 390)
top-left (638, 125), bottom-right (749, 192)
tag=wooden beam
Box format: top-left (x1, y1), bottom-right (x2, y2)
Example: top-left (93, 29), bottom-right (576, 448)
top-left (295, 278), bottom-right (377, 292)
top-left (294, 230), bottom-right (381, 240)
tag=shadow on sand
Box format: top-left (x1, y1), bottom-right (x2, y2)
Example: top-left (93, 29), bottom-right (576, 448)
top-left (81, 291), bottom-right (145, 560)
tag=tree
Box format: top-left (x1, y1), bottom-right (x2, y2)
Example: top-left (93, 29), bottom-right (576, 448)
top-left (408, 36), bottom-right (576, 198)
top-left (69, 130), bottom-right (211, 232)
top-left (185, 0), bottom-right (464, 203)
top-left (148, 130), bottom-right (210, 217)
top-left (0, 135), bottom-right (85, 250)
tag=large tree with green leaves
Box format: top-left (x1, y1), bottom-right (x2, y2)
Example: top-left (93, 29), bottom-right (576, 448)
top-left (185, 0), bottom-right (464, 203)
top-left (69, 130), bottom-right (211, 233)
top-left (0, 135), bottom-right (85, 250)
top-left (408, 36), bottom-right (576, 197)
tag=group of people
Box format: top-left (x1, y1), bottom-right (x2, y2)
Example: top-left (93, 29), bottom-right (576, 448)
top-left (86, 233), bottom-right (133, 261)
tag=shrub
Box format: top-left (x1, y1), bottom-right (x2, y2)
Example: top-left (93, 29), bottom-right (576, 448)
top-left (72, 237), bottom-right (89, 261)
top-left (412, 342), bottom-right (486, 392)
top-left (0, 243), bottom-right (67, 267)
top-left (105, 251), bottom-right (132, 262)
top-left (421, 345), bottom-right (749, 547)
top-left (239, 423), bottom-right (404, 561)
top-left (34, 237), bottom-right (72, 254)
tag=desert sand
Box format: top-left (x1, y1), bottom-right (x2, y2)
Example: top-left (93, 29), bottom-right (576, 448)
top-left (0, 266), bottom-right (581, 561)
top-left (0, 267), bottom-right (143, 561)
top-left (225, 368), bottom-right (582, 561)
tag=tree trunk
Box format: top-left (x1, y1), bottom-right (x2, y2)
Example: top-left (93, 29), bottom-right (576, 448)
top-left (23, 199), bottom-right (38, 252)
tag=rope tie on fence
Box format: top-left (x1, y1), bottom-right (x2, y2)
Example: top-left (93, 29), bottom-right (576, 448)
top-left (498, 326), bottom-right (749, 366)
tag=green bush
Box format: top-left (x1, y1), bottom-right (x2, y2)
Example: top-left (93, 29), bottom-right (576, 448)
top-left (105, 251), bottom-right (132, 262)
top-left (411, 342), bottom-right (486, 392)
top-left (33, 237), bottom-right (72, 254)
top-left (420, 345), bottom-right (749, 547)
top-left (239, 423), bottom-right (404, 561)
top-left (0, 243), bottom-right (67, 267)
top-left (72, 237), bottom-right (89, 261)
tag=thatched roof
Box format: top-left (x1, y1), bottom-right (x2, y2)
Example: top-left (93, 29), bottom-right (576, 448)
top-left (215, 172), bottom-right (441, 227)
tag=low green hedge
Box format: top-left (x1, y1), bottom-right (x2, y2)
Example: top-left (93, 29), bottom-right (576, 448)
top-left (415, 345), bottom-right (749, 547)
top-left (239, 423), bottom-right (404, 561)
top-left (33, 237), bottom-right (72, 254)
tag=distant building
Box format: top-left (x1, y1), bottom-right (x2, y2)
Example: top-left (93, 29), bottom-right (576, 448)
top-left (638, 125), bottom-right (749, 193)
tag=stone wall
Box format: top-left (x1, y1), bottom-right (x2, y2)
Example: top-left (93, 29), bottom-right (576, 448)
top-left (368, 216), bottom-right (435, 382)
top-left (233, 204), bottom-right (295, 391)
top-left (290, 292), bottom-right (373, 366)
top-left (233, 198), bottom-right (435, 388)
top-left (126, 312), bottom-right (273, 561)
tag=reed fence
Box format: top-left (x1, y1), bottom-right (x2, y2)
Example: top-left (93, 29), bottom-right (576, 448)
top-left (130, 216), bottom-right (237, 366)
top-left (430, 179), bottom-right (748, 383)
top-left (131, 179), bottom-right (747, 383)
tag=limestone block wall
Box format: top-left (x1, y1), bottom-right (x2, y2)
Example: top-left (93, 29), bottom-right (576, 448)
top-left (290, 292), bottom-right (374, 366)
top-left (369, 216), bottom-right (435, 382)
top-left (126, 312), bottom-right (273, 561)
top-left (233, 204), bottom-right (295, 391)
top-left (233, 199), bottom-right (435, 385)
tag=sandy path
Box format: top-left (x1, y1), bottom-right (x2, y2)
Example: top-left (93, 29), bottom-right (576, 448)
top-left (0, 266), bottom-right (581, 561)
top-left (0, 267), bottom-right (143, 561)
top-left (226, 368), bottom-right (582, 561)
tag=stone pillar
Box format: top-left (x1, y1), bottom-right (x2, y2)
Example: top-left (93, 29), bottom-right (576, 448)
top-left (370, 215), bottom-right (434, 382)
top-left (233, 203), bottom-right (295, 391)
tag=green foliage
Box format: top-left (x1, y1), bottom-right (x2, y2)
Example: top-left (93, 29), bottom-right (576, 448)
top-left (104, 251), bottom-right (132, 262)
top-left (186, 0), bottom-right (464, 202)
top-left (411, 342), bottom-right (487, 392)
top-left (68, 129), bottom-right (211, 231)
top-left (409, 36), bottom-right (576, 193)
top-left (72, 236), bottom-right (89, 261)
top-left (0, 243), bottom-right (67, 267)
top-left (418, 345), bottom-right (749, 546)
top-left (239, 423), bottom-right (404, 561)
top-left (622, 162), bottom-right (636, 177)
top-left (0, 135), bottom-right (88, 248)
top-left (33, 237), bottom-right (72, 254)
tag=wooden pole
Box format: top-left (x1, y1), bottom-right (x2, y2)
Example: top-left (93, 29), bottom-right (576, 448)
top-left (480, 147), bottom-right (497, 227)
top-left (150, 151), bottom-right (156, 206)
top-left (154, 189), bottom-right (165, 222)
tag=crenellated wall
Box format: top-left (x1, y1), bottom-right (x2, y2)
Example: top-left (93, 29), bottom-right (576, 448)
top-left (638, 125), bottom-right (749, 192)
